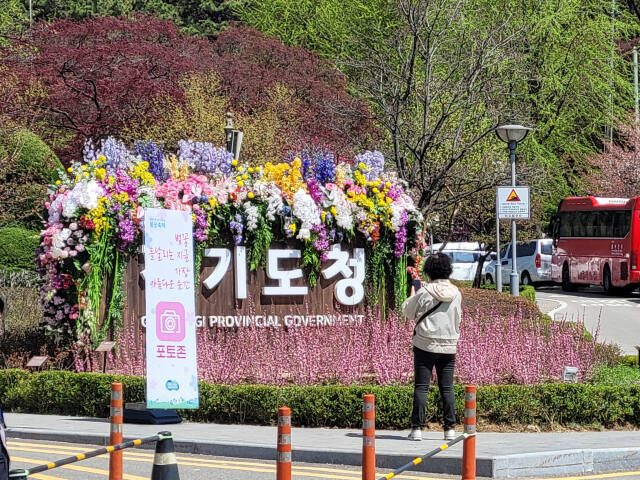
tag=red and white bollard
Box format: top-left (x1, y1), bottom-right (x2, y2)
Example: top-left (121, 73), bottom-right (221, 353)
top-left (362, 394), bottom-right (375, 480)
top-left (109, 382), bottom-right (123, 480)
top-left (462, 385), bottom-right (476, 480)
top-left (277, 406), bottom-right (292, 480)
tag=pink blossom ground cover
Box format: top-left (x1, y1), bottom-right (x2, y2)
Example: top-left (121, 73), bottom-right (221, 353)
top-left (102, 301), bottom-right (606, 386)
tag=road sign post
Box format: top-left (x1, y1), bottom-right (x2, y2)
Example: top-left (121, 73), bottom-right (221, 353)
top-left (497, 186), bottom-right (530, 296)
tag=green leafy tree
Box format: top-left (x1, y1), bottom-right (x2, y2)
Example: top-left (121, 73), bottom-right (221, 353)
top-left (242, 0), bottom-right (636, 235)
top-left (22, 0), bottom-right (245, 37)
top-left (0, 128), bottom-right (62, 230)
top-left (0, 0), bottom-right (27, 45)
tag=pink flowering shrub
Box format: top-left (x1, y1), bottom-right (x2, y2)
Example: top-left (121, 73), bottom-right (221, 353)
top-left (100, 303), bottom-right (606, 386)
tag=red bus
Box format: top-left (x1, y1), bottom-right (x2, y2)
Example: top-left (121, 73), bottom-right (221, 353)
top-left (551, 196), bottom-right (640, 294)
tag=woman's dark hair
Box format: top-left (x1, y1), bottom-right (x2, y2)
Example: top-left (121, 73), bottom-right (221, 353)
top-left (423, 253), bottom-right (453, 280)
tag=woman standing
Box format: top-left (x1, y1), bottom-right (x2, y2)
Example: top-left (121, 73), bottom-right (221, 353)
top-left (402, 253), bottom-right (462, 441)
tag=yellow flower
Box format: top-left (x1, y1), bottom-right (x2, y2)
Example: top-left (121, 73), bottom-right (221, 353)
top-left (330, 206), bottom-right (337, 216)
top-left (321, 211), bottom-right (327, 221)
top-left (208, 198), bottom-right (219, 208)
top-left (247, 192), bottom-right (254, 199)
top-left (385, 182), bottom-right (391, 188)
top-left (231, 159), bottom-right (238, 166)
top-left (67, 167), bottom-right (73, 173)
top-left (248, 167), bottom-right (254, 173)
top-left (358, 162), bottom-right (367, 170)
top-left (236, 176), bottom-right (242, 181)
top-left (386, 197), bottom-right (392, 204)
top-left (55, 180), bottom-right (61, 185)
top-left (242, 174), bottom-right (248, 180)
top-left (96, 168), bottom-right (106, 181)
top-left (81, 165), bottom-right (86, 170)
top-left (238, 180), bottom-right (244, 187)
top-left (108, 176), bottom-right (115, 185)
top-left (372, 187), bottom-right (379, 194)
top-left (289, 223), bottom-right (297, 234)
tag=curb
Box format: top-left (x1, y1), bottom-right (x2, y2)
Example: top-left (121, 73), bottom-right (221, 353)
top-left (8, 428), bottom-right (640, 478)
top-left (7, 427), bottom-right (492, 476)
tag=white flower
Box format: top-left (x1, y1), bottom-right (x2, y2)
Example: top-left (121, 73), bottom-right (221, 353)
top-left (62, 180), bottom-right (105, 218)
top-left (390, 205), bottom-right (404, 232)
top-left (243, 201), bottom-right (259, 231)
top-left (298, 228), bottom-right (311, 240)
top-left (321, 186), bottom-right (353, 230)
top-left (292, 189), bottom-right (321, 239)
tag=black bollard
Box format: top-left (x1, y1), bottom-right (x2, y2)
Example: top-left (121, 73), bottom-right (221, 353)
top-left (150, 431), bottom-right (180, 480)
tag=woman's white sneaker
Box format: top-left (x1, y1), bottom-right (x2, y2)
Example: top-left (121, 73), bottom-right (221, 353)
top-left (408, 428), bottom-right (422, 441)
top-left (444, 429), bottom-right (456, 441)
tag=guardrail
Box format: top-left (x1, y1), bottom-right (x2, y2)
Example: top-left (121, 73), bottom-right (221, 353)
top-left (8, 431), bottom-right (180, 480)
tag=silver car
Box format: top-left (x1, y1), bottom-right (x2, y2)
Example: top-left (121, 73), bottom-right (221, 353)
top-left (484, 239), bottom-right (553, 287)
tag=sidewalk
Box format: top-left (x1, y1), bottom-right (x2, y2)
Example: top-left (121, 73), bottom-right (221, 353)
top-left (5, 413), bottom-right (640, 478)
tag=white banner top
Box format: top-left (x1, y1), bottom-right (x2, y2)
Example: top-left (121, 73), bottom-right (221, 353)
top-left (144, 208), bottom-right (199, 409)
top-left (497, 186), bottom-right (530, 220)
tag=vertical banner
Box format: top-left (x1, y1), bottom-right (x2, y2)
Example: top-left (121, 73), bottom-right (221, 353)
top-left (144, 208), bottom-right (199, 409)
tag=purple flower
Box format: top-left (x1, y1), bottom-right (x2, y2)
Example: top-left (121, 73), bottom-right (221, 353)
top-left (355, 150), bottom-right (385, 181)
top-left (97, 137), bottom-right (130, 172)
top-left (178, 140), bottom-right (233, 176)
top-left (194, 208), bottom-right (208, 242)
top-left (135, 140), bottom-right (167, 181)
top-left (118, 218), bottom-right (136, 250)
top-left (230, 214), bottom-right (244, 245)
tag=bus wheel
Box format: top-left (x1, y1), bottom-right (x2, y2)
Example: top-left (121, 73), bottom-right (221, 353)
top-left (603, 265), bottom-right (614, 295)
top-left (562, 263), bottom-right (575, 292)
top-left (521, 271), bottom-right (532, 287)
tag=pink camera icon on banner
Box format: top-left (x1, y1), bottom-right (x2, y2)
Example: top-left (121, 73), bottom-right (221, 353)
top-left (156, 302), bottom-right (185, 342)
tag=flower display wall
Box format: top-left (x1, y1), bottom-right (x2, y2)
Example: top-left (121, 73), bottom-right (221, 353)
top-left (36, 137), bottom-right (422, 343)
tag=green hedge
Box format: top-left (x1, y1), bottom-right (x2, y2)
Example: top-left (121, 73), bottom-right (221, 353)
top-left (0, 227), bottom-right (40, 271)
top-left (1, 370), bottom-right (640, 429)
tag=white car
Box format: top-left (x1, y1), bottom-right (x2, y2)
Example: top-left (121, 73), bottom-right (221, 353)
top-left (431, 242), bottom-right (487, 282)
top-left (483, 239), bottom-right (553, 287)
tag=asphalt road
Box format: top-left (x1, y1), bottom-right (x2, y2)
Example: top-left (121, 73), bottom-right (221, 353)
top-left (536, 285), bottom-right (640, 355)
top-left (6, 439), bottom-right (465, 480)
top-left (8, 439), bottom-right (640, 480)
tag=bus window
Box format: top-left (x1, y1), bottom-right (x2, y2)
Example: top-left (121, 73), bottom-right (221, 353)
top-left (559, 212), bottom-right (572, 237)
top-left (613, 210), bottom-right (631, 237)
top-left (573, 212), bottom-right (586, 237)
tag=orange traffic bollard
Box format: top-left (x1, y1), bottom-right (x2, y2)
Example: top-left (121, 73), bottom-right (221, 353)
top-left (109, 382), bottom-right (123, 480)
top-left (362, 394), bottom-right (375, 480)
top-left (462, 385), bottom-right (476, 480)
top-left (277, 406), bottom-right (292, 480)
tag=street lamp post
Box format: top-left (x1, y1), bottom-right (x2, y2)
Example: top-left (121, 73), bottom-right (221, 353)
top-left (495, 124), bottom-right (532, 296)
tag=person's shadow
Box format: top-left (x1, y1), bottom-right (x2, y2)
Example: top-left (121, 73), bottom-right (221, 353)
top-left (345, 432), bottom-right (408, 441)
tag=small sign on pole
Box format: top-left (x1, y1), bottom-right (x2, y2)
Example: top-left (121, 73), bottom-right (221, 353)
top-left (497, 186), bottom-right (530, 220)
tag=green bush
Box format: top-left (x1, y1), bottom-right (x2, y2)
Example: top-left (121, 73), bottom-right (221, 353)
top-left (0, 227), bottom-right (40, 271)
top-left (0, 128), bottom-right (62, 230)
top-left (2, 370), bottom-right (640, 429)
top-left (478, 282), bottom-right (536, 302)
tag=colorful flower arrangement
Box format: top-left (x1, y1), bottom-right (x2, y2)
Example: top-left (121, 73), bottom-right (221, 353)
top-left (36, 138), bottom-right (422, 343)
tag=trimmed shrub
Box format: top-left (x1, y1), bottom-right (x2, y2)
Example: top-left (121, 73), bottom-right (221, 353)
top-left (0, 227), bottom-right (40, 271)
top-left (2, 370), bottom-right (640, 429)
top-left (0, 128), bottom-right (62, 229)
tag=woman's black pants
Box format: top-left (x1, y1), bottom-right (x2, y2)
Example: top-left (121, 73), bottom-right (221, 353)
top-left (410, 346), bottom-right (456, 430)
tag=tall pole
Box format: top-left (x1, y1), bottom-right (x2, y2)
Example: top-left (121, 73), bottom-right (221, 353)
top-left (607, 0), bottom-right (615, 143)
top-left (509, 140), bottom-right (519, 296)
top-left (634, 46), bottom-right (639, 124)
top-left (495, 197), bottom-right (502, 293)
top-left (29, 0), bottom-right (33, 26)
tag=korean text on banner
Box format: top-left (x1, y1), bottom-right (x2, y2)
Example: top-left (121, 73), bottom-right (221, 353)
top-left (144, 208), bottom-right (199, 409)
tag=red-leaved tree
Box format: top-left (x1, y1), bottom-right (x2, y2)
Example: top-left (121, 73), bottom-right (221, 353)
top-left (0, 15), bottom-right (215, 162)
top-left (211, 26), bottom-right (376, 155)
top-left (588, 122), bottom-right (640, 197)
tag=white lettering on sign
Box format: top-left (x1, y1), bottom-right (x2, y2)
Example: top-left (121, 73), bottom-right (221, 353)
top-left (322, 245), bottom-right (365, 305)
top-left (263, 249), bottom-right (308, 296)
top-left (142, 314), bottom-right (366, 328)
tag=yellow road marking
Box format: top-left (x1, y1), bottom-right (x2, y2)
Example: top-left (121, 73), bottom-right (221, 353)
top-left (10, 456), bottom-right (148, 480)
top-left (7, 442), bottom-right (438, 479)
top-left (13, 440), bottom-right (640, 480)
top-left (31, 474), bottom-right (68, 480)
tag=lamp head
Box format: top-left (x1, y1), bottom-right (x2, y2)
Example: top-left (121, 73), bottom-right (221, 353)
top-left (495, 124), bottom-right (532, 144)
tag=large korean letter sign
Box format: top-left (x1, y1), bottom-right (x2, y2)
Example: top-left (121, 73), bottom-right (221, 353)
top-left (144, 208), bottom-right (199, 409)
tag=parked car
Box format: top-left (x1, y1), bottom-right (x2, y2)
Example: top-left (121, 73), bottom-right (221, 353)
top-left (483, 239), bottom-right (553, 287)
top-left (431, 242), bottom-right (487, 282)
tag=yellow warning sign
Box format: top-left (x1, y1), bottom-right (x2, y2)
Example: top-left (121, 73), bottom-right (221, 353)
top-left (506, 189), bottom-right (521, 202)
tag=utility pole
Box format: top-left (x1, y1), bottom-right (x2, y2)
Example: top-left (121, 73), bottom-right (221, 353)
top-left (29, 0), bottom-right (33, 26)
top-left (634, 46), bottom-right (638, 124)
